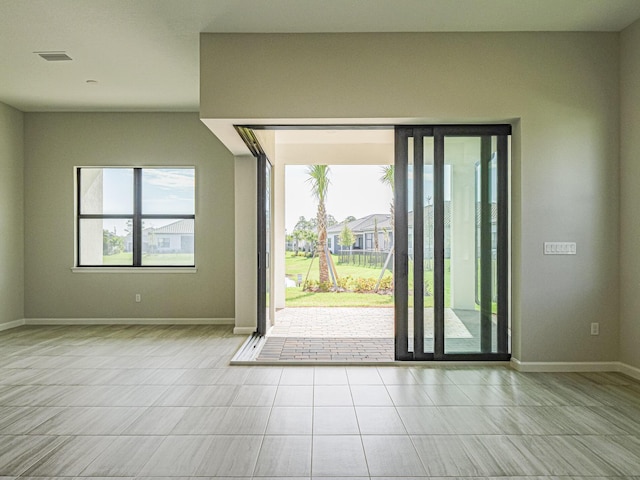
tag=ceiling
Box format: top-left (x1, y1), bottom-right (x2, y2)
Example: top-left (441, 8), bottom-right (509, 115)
top-left (2, 0), bottom-right (640, 113)
top-left (276, 129), bottom-right (394, 145)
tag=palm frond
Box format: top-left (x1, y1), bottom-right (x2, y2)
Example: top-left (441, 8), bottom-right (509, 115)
top-left (306, 165), bottom-right (331, 203)
top-left (379, 165), bottom-right (394, 191)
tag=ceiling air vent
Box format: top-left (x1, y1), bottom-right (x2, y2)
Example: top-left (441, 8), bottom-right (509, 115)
top-left (35, 51), bottom-right (72, 61)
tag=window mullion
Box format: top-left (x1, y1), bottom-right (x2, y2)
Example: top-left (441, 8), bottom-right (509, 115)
top-left (133, 168), bottom-right (142, 266)
top-left (77, 168), bottom-right (82, 266)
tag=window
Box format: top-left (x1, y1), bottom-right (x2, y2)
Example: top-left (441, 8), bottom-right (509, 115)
top-left (365, 232), bottom-right (373, 250)
top-left (76, 167), bottom-right (195, 267)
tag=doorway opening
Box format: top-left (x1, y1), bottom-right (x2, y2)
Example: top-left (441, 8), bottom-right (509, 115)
top-left (271, 163), bottom-right (396, 361)
top-left (261, 129), bottom-right (397, 361)
top-left (241, 124), bottom-right (511, 363)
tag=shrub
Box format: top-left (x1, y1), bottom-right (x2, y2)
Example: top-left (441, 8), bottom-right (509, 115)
top-left (303, 275), bottom-right (393, 295)
top-left (377, 274), bottom-right (393, 292)
top-left (353, 277), bottom-right (377, 293)
top-left (303, 279), bottom-right (318, 291)
top-left (337, 275), bottom-right (352, 290)
top-left (303, 279), bottom-right (334, 292)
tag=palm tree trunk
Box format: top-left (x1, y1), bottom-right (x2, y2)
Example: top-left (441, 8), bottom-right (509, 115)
top-left (317, 202), bottom-right (329, 284)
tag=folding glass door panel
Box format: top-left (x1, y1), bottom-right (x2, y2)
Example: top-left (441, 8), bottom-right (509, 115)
top-left (257, 153), bottom-right (273, 336)
top-left (395, 126), bottom-right (510, 361)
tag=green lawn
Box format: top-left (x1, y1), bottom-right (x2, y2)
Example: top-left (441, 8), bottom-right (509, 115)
top-left (285, 252), bottom-right (391, 307)
top-left (285, 252), bottom-right (389, 282)
top-left (284, 252), bottom-right (468, 308)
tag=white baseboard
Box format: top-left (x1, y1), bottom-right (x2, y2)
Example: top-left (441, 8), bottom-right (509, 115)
top-left (233, 326), bottom-right (256, 335)
top-left (510, 358), bottom-right (621, 372)
top-left (4, 318), bottom-right (252, 336)
top-left (619, 362), bottom-right (640, 382)
top-left (511, 358), bottom-right (640, 381)
top-left (24, 318), bottom-right (235, 326)
top-left (0, 319), bottom-right (25, 332)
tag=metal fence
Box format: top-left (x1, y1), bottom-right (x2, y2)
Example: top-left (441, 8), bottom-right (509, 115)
top-left (337, 249), bottom-right (392, 269)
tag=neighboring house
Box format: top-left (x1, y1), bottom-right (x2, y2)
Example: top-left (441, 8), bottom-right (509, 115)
top-left (285, 234), bottom-right (315, 254)
top-left (125, 219), bottom-right (194, 254)
top-left (409, 202), bottom-right (496, 259)
top-left (331, 202), bottom-right (496, 258)
top-left (327, 213), bottom-right (393, 253)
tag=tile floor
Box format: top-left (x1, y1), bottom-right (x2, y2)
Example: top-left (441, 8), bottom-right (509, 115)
top-left (1, 324), bottom-right (640, 479)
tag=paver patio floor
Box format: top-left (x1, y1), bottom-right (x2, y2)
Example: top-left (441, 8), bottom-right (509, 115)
top-left (257, 307), bottom-right (394, 362)
top-left (257, 307), bottom-right (484, 362)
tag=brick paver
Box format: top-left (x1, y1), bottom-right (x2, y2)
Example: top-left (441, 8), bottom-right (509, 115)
top-left (256, 307), bottom-right (474, 362)
top-left (257, 337), bottom-right (394, 362)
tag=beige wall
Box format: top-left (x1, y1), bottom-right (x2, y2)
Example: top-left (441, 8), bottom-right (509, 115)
top-left (201, 32), bottom-right (621, 363)
top-left (0, 102), bottom-right (24, 328)
top-left (234, 155), bottom-right (257, 332)
top-left (23, 113), bottom-right (235, 320)
top-left (620, 19), bottom-right (640, 370)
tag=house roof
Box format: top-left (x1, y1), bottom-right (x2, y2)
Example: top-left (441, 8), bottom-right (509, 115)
top-left (328, 213), bottom-right (392, 235)
top-left (331, 202), bottom-right (497, 235)
top-left (145, 219), bottom-right (194, 235)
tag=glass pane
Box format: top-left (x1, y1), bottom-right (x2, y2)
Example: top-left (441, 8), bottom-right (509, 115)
top-left (141, 218), bottom-right (194, 266)
top-left (444, 136), bottom-right (498, 354)
top-left (79, 218), bottom-right (132, 265)
top-left (80, 168), bottom-right (133, 214)
top-left (423, 137), bottom-right (435, 354)
top-left (489, 138), bottom-right (499, 350)
top-left (407, 137), bottom-right (414, 353)
top-left (142, 168), bottom-right (195, 214)
top-left (265, 162), bottom-right (271, 325)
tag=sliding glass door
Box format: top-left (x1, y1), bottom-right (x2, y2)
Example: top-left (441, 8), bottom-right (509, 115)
top-left (395, 125), bottom-right (510, 361)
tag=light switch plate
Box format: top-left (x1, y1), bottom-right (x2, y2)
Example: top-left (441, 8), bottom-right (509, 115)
top-left (544, 242), bottom-right (577, 255)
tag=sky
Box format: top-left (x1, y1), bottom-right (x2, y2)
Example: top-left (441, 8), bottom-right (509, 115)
top-left (90, 168), bottom-right (195, 234)
top-left (96, 168), bottom-right (194, 214)
top-left (285, 164), bottom-right (463, 232)
top-left (285, 165), bottom-right (393, 232)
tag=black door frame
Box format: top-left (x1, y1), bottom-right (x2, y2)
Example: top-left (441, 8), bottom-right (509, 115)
top-left (395, 125), bottom-right (511, 361)
top-left (256, 152), bottom-right (272, 336)
top-left (236, 126), bottom-right (273, 337)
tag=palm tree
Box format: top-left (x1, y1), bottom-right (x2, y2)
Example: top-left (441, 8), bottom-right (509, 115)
top-left (377, 165), bottom-right (395, 292)
top-left (379, 165), bottom-right (394, 228)
top-left (292, 229), bottom-right (304, 255)
top-left (306, 165), bottom-right (331, 284)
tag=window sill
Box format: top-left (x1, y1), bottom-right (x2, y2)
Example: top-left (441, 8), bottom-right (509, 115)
top-left (71, 267), bottom-right (197, 274)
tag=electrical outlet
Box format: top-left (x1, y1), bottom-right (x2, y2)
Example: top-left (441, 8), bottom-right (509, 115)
top-left (135, 294), bottom-right (141, 303)
top-left (590, 322), bottom-right (599, 335)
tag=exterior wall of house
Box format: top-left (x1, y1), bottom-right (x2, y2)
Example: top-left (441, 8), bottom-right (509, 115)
top-left (23, 113), bottom-right (235, 321)
top-left (0, 102), bottom-right (25, 329)
top-left (156, 234), bottom-right (183, 253)
top-left (201, 32), bottom-right (621, 364)
top-left (620, 18), bottom-right (640, 372)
